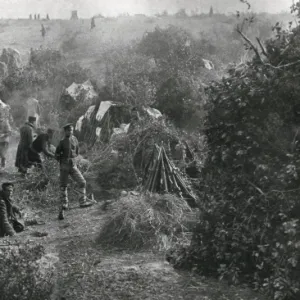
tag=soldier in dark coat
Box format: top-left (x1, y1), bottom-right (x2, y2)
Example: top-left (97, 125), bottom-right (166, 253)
top-left (15, 116), bottom-right (36, 176)
top-left (55, 123), bottom-right (95, 220)
top-left (28, 128), bottom-right (55, 171)
top-left (0, 182), bottom-right (24, 237)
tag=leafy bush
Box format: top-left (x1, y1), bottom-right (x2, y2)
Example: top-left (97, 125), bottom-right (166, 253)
top-left (103, 44), bottom-right (158, 106)
top-left (154, 74), bottom-right (206, 128)
top-left (0, 242), bottom-right (54, 300)
top-left (136, 25), bottom-right (206, 74)
top-left (97, 193), bottom-right (192, 250)
top-left (86, 118), bottom-right (180, 192)
top-left (172, 10), bottom-right (300, 300)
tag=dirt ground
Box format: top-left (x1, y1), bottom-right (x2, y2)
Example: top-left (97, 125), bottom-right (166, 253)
top-left (0, 201), bottom-right (267, 300)
top-left (0, 146), bottom-right (267, 300)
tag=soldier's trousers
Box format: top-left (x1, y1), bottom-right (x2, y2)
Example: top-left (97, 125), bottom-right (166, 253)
top-left (59, 161), bottom-right (86, 206)
top-left (0, 142), bottom-right (8, 167)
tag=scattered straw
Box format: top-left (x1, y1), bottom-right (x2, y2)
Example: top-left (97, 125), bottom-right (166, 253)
top-left (97, 193), bottom-right (193, 250)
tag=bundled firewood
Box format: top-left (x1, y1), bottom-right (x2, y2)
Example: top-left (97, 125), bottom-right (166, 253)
top-left (143, 144), bottom-right (198, 208)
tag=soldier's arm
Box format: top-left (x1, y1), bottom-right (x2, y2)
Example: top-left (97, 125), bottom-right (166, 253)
top-left (75, 137), bottom-right (79, 156)
top-left (0, 200), bottom-right (15, 236)
top-left (42, 136), bottom-right (55, 158)
top-left (55, 141), bottom-right (62, 161)
top-left (12, 204), bottom-right (22, 218)
top-left (27, 128), bottom-right (34, 146)
top-left (3, 120), bottom-right (12, 135)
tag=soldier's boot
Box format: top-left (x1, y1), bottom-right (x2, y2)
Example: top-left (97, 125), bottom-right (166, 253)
top-left (78, 187), bottom-right (96, 208)
top-left (1, 157), bottom-right (5, 168)
top-left (58, 209), bottom-right (64, 220)
top-left (62, 202), bottom-right (69, 210)
top-left (79, 199), bottom-right (95, 208)
top-left (60, 187), bottom-right (69, 210)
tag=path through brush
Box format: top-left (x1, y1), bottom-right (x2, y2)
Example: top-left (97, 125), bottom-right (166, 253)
top-left (1, 145), bottom-right (265, 300)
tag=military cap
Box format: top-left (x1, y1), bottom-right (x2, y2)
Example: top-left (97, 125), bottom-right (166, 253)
top-left (28, 116), bottom-right (37, 122)
top-left (2, 182), bottom-right (14, 190)
top-left (63, 123), bottom-right (74, 130)
top-left (47, 128), bottom-right (55, 134)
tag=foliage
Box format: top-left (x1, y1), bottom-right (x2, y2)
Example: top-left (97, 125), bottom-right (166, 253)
top-left (97, 193), bottom-right (192, 250)
top-left (103, 45), bottom-right (157, 106)
top-left (3, 48), bottom-right (91, 128)
top-left (0, 242), bottom-right (54, 300)
top-left (173, 11), bottom-right (300, 300)
top-left (103, 26), bottom-right (209, 128)
top-left (86, 118), bottom-right (181, 192)
top-left (154, 74), bottom-right (206, 128)
top-left (136, 25), bottom-right (206, 74)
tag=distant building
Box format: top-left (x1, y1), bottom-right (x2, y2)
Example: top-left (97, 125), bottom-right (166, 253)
top-left (70, 10), bottom-right (79, 20)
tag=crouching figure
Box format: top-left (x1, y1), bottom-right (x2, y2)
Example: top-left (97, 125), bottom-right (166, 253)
top-left (0, 182), bottom-right (24, 237)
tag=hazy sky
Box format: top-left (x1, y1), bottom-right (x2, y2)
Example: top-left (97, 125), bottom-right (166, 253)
top-left (0, 0), bottom-right (292, 19)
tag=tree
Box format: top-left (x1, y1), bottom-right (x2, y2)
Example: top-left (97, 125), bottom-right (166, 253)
top-left (209, 6), bottom-right (214, 17)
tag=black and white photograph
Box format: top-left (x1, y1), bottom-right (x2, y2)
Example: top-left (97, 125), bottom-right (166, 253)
top-left (0, 1), bottom-right (298, 299)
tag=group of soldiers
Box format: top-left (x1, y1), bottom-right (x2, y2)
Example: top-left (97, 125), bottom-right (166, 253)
top-left (0, 116), bottom-right (95, 238)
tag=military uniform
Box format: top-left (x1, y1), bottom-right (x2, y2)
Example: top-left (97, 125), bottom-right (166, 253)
top-left (55, 125), bottom-right (94, 212)
top-left (28, 132), bottom-right (54, 167)
top-left (0, 119), bottom-right (11, 168)
top-left (0, 190), bottom-right (24, 237)
top-left (15, 121), bottom-right (35, 174)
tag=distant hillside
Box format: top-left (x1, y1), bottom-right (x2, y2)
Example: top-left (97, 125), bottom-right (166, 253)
top-left (0, 12), bottom-right (293, 84)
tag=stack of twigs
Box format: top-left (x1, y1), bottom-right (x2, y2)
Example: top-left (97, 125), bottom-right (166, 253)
top-left (143, 144), bottom-right (198, 208)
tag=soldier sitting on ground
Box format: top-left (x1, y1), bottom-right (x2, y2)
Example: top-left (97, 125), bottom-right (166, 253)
top-left (0, 182), bottom-right (24, 237)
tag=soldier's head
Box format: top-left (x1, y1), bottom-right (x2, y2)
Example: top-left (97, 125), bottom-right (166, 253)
top-left (63, 124), bottom-right (74, 138)
top-left (28, 116), bottom-right (36, 125)
top-left (47, 128), bottom-right (55, 140)
top-left (2, 182), bottom-right (14, 198)
top-left (131, 107), bottom-right (140, 121)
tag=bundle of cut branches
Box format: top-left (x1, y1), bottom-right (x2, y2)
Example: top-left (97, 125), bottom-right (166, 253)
top-left (143, 144), bottom-right (198, 208)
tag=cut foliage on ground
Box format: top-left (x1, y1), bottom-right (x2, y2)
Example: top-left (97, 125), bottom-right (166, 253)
top-left (97, 193), bottom-right (194, 250)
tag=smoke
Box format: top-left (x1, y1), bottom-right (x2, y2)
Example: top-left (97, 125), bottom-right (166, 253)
top-left (0, 0), bottom-right (291, 19)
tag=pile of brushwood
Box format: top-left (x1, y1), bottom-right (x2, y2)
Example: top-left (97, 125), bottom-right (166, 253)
top-left (143, 144), bottom-right (198, 208)
top-left (97, 192), bottom-right (193, 250)
top-left (86, 117), bottom-right (188, 193)
top-left (170, 7), bottom-right (300, 300)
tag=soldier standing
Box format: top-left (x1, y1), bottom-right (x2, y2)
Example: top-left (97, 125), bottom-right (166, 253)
top-left (0, 118), bottom-right (12, 169)
top-left (41, 24), bottom-right (46, 39)
top-left (55, 124), bottom-right (95, 220)
top-left (15, 116), bottom-right (36, 176)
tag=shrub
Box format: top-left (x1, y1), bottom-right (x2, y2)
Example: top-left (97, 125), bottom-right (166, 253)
top-left (85, 118), bottom-right (182, 192)
top-left (103, 45), bottom-right (158, 106)
top-left (97, 193), bottom-right (192, 250)
top-left (154, 74), bottom-right (206, 128)
top-left (172, 10), bottom-right (300, 300)
top-left (0, 242), bottom-right (54, 300)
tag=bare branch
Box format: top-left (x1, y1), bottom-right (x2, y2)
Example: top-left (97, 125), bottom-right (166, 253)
top-left (256, 37), bottom-right (268, 58)
top-left (236, 27), bottom-right (263, 63)
top-left (246, 180), bottom-right (265, 195)
top-left (264, 59), bottom-right (300, 69)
